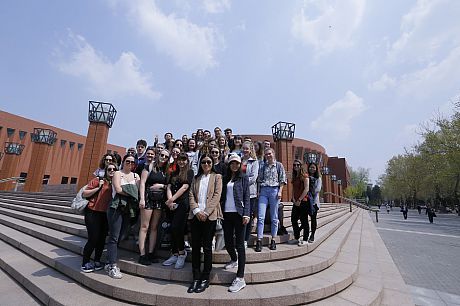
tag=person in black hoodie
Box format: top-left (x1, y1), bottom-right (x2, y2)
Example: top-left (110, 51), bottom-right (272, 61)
top-left (220, 154), bottom-right (250, 293)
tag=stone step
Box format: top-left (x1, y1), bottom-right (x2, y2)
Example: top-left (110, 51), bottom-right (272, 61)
top-left (0, 197), bottom-right (74, 213)
top-left (0, 265), bottom-right (42, 306)
top-left (0, 239), bottom-right (130, 305)
top-left (0, 205), bottom-right (354, 265)
top-left (0, 208), bottom-right (358, 284)
top-left (0, 194), bottom-right (72, 206)
top-left (0, 210), bottom-right (364, 305)
top-left (0, 190), bottom-right (75, 200)
top-left (0, 201), bottom-right (84, 224)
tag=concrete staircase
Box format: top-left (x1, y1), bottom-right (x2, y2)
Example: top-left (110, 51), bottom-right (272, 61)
top-left (0, 191), bottom-right (413, 305)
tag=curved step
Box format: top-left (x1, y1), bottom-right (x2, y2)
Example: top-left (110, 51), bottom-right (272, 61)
top-left (0, 210), bottom-right (363, 305)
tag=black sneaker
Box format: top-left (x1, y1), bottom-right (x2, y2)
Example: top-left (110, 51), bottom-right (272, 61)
top-left (269, 239), bottom-right (276, 250)
top-left (138, 255), bottom-right (151, 266)
top-left (308, 235), bottom-right (315, 243)
top-left (94, 261), bottom-right (104, 271)
top-left (255, 240), bottom-right (262, 252)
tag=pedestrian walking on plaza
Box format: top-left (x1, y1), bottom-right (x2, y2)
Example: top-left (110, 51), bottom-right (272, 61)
top-left (291, 160), bottom-right (309, 246)
top-left (138, 149), bottom-right (170, 265)
top-left (401, 205), bottom-right (408, 220)
top-left (306, 162), bottom-right (322, 243)
top-left (417, 205), bottom-right (422, 214)
top-left (187, 154), bottom-right (223, 294)
top-left (80, 163), bottom-right (116, 273)
top-left (221, 154), bottom-right (250, 292)
top-left (162, 153), bottom-right (194, 269)
top-left (255, 148), bottom-right (287, 252)
top-left (426, 205), bottom-right (437, 224)
top-left (386, 203), bottom-right (390, 214)
top-left (107, 154), bottom-right (140, 279)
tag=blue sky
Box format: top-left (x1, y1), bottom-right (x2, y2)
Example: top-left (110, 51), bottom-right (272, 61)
top-left (1, 0), bottom-right (459, 183)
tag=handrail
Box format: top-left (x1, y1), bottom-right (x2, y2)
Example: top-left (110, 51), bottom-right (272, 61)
top-left (0, 177), bottom-right (24, 183)
top-left (324, 192), bottom-right (379, 222)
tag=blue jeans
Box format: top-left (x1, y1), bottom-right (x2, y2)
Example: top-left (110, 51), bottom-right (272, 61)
top-left (107, 207), bottom-right (131, 265)
top-left (257, 186), bottom-right (279, 239)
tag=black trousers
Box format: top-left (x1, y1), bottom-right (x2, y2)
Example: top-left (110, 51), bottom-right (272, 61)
top-left (169, 201), bottom-right (189, 254)
top-left (223, 212), bottom-right (246, 278)
top-left (244, 198), bottom-right (258, 241)
top-left (308, 203), bottom-right (318, 238)
top-left (83, 208), bottom-right (108, 265)
top-left (191, 217), bottom-right (216, 280)
top-left (291, 201), bottom-right (309, 240)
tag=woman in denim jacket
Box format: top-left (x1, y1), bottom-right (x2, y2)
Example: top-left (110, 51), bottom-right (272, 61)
top-left (241, 141), bottom-right (259, 248)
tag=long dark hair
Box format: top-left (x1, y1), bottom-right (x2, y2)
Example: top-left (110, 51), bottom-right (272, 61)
top-left (292, 159), bottom-right (307, 182)
top-left (224, 161), bottom-right (242, 183)
top-left (196, 153), bottom-right (215, 177)
top-left (171, 153), bottom-right (190, 184)
top-left (307, 162), bottom-right (320, 179)
top-left (103, 163), bottom-right (118, 183)
top-left (99, 153), bottom-right (113, 169)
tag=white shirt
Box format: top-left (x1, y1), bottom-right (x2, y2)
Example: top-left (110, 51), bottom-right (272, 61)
top-left (193, 174), bottom-right (210, 215)
top-left (225, 181), bottom-right (237, 213)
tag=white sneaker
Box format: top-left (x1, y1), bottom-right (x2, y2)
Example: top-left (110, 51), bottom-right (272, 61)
top-left (298, 239), bottom-right (307, 246)
top-left (244, 241), bottom-right (248, 249)
top-left (108, 265), bottom-right (123, 279)
top-left (162, 255), bottom-right (178, 266)
top-left (224, 260), bottom-right (238, 270)
top-left (228, 277), bottom-right (246, 292)
top-left (174, 251), bottom-right (187, 269)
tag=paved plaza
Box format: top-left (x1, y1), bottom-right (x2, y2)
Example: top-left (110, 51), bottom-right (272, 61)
top-left (372, 208), bottom-right (460, 306)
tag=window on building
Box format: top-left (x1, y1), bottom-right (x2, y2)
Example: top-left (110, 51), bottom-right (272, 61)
top-left (107, 149), bottom-right (112, 154)
top-left (61, 139), bottom-right (67, 147)
top-left (19, 172), bottom-right (27, 183)
top-left (61, 176), bottom-right (69, 184)
top-left (7, 128), bottom-right (15, 138)
top-left (78, 143), bottom-right (83, 151)
top-left (19, 130), bottom-right (27, 140)
top-left (295, 147), bottom-right (303, 160)
top-left (69, 142), bottom-right (75, 149)
top-left (43, 175), bottom-right (50, 185)
top-left (70, 177), bottom-right (77, 184)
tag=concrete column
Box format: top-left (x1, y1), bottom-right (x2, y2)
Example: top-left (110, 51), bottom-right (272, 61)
top-left (0, 143), bottom-right (25, 191)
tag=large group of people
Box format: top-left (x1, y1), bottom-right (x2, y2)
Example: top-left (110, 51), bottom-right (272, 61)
top-left (80, 127), bottom-right (322, 293)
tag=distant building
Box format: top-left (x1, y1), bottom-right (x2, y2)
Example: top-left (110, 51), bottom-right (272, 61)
top-left (0, 110), bottom-right (125, 191)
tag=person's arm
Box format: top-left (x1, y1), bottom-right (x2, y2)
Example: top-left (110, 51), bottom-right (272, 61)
top-left (204, 174), bottom-right (223, 217)
top-left (166, 183), bottom-right (190, 206)
top-left (138, 169), bottom-right (149, 207)
top-left (248, 160), bottom-right (259, 187)
top-left (113, 171), bottom-right (125, 194)
top-left (242, 176), bottom-right (251, 224)
top-left (189, 178), bottom-right (199, 213)
top-left (277, 162), bottom-right (287, 199)
top-left (82, 178), bottom-right (103, 198)
top-left (296, 176), bottom-right (310, 204)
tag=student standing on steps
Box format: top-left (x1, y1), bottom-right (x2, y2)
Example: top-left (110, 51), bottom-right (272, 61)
top-left (255, 148), bottom-right (287, 252)
top-left (306, 162), bottom-right (322, 243)
top-left (241, 141), bottom-right (259, 249)
top-left (290, 159), bottom-right (310, 246)
top-left (81, 163), bottom-right (117, 273)
top-left (220, 154), bottom-right (250, 293)
top-left (187, 153), bottom-right (223, 294)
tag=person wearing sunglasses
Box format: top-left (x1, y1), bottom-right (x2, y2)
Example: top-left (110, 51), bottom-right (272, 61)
top-left (187, 154), bottom-right (222, 294)
top-left (291, 160), bottom-right (310, 246)
top-left (138, 149), bottom-right (170, 265)
top-left (80, 163), bottom-right (118, 273)
top-left (107, 155), bottom-right (140, 279)
top-left (220, 154), bottom-right (250, 292)
top-left (306, 162), bottom-right (322, 243)
top-left (210, 148), bottom-right (226, 176)
top-left (162, 153), bottom-right (194, 269)
top-left (93, 153), bottom-right (114, 178)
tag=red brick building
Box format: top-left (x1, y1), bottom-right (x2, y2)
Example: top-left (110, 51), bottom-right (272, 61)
top-left (0, 110), bottom-right (124, 191)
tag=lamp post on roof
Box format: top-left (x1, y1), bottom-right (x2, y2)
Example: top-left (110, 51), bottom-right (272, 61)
top-left (0, 142), bottom-right (26, 191)
top-left (24, 128), bottom-right (58, 192)
top-left (271, 121), bottom-right (295, 202)
top-left (78, 101), bottom-right (117, 190)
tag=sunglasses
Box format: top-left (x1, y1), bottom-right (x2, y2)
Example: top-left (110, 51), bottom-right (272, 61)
top-left (201, 160), bottom-right (212, 165)
top-left (293, 164), bottom-right (301, 167)
top-left (105, 158), bottom-right (112, 161)
top-left (172, 151), bottom-right (180, 155)
top-left (175, 144), bottom-right (183, 147)
top-left (125, 160), bottom-right (135, 165)
top-left (107, 168), bottom-right (116, 172)
top-left (211, 151), bottom-right (219, 154)
top-left (160, 154), bottom-right (169, 158)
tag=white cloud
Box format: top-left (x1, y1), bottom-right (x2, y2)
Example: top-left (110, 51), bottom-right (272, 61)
top-left (368, 73), bottom-right (396, 91)
top-left (56, 31), bottom-right (161, 100)
top-left (310, 91), bottom-right (366, 139)
top-left (387, 0), bottom-right (460, 64)
top-left (114, 0), bottom-right (224, 74)
top-left (398, 45), bottom-right (460, 98)
top-left (202, 0), bottom-right (231, 14)
top-left (291, 0), bottom-right (365, 55)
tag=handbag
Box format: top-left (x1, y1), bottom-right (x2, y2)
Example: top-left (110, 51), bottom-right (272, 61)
top-left (71, 185), bottom-right (89, 214)
top-left (215, 218), bottom-right (223, 231)
top-left (71, 184), bottom-right (102, 214)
